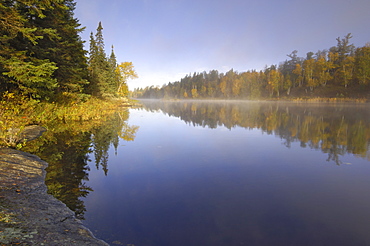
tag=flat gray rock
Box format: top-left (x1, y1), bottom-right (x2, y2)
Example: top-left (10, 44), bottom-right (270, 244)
top-left (0, 148), bottom-right (109, 245)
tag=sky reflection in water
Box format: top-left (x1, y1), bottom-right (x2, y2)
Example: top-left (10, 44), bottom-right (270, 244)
top-left (83, 102), bottom-right (370, 246)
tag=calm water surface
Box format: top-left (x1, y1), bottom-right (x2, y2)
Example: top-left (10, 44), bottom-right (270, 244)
top-left (82, 101), bottom-right (370, 246)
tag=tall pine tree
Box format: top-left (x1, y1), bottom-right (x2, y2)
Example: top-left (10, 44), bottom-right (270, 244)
top-left (0, 0), bottom-right (61, 99)
top-left (0, 0), bottom-right (89, 100)
top-left (87, 22), bottom-right (115, 97)
top-left (29, 0), bottom-right (89, 98)
top-left (109, 45), bottom-right (120, 93)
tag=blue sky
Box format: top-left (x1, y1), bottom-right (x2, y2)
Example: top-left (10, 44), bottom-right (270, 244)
top-left (74, 0), bottom-right (370, 90)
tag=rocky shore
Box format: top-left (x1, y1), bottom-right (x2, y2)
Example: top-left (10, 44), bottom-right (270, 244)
top-left (0, 128), bottom-right (108, 245)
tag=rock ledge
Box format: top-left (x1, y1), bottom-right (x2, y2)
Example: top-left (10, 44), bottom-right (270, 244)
top-left (0, 147), bottom-right (109, 245)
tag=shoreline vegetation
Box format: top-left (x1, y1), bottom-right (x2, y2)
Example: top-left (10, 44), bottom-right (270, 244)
top-left (0, 97), bottom-right (138, 245)
top-left (1, 0), bottom-right (138, 149)
top-left (143, 96), bottom-right (369, 103)
top-left (133, 85), bottom-right (370, 102)
top-left (0, 1), bottom-right (140, 243)
top-left (0, 96), bottom-right (135, 149)
top-left (132, 34), bottom-right (370, 101)
top-left (0, 0), bottom-right (369, 245)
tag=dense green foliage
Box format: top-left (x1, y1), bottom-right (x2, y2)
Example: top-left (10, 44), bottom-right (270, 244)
top-left (87, 22), bottom-right (114, 97)
top-left (0, 0), bottom-right (141, 220)
top-left (87, 22), bottom-right (137, 98)
top-left (0, 0), bottom-right (86, 100)
top-left (133, 34), bottom-right (370, 100)
top-left (0, 0), bottom-right (135, 101)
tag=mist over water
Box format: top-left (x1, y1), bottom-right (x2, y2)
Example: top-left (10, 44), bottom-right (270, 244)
top-left (81, 101), bottom-right (370, 245)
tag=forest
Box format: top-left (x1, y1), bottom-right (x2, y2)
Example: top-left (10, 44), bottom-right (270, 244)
top-left (0, 0), bottom-right (136, 101)
top-left (133, 34), bottom-right (370, 100)
top-left (0, 0), bottom-right (140, 218)
top-left (0, 0), bottom-right (138, 148)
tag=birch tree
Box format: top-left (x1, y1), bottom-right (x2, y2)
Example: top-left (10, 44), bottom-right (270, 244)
top-left (115, 62), bottom-right (138, 97)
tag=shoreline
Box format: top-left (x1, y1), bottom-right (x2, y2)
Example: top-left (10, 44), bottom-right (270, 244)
top-left (138, 97), bottom-right (369, 102)
top-left (0, 147), bottom-right (109, 245)
top-left (137, 97), bottom-right (370, 105)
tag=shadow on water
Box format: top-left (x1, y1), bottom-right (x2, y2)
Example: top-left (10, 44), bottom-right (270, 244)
top-left (140, 100), bottom-right (370, 165)
top-left (23, 109), bottom-right (139, 219)
top-left (22, 100), bottom-right (370, 246)
top-left (81, 100), bottom-right (370, 246)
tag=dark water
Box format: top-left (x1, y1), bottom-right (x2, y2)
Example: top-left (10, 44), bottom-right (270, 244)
top-left (62, 101), bottom-right (370, 245)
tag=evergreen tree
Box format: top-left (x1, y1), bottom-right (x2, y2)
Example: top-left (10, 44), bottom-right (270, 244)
top-left (109, 45), bottom-right (120, 94)
top-left (0, 0), bottom-right (89, 100)
top-left (29, 0), bottom-right (89, 98)
top-left (0, 0), bottom-right (61, 99)
top-left (87, 32), bottom-right (99, 95)
top-left (87, 22), bottom-right (115, 97)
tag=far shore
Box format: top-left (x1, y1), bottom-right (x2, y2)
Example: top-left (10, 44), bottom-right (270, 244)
top-left (135, 96), bottom-right (370, 104)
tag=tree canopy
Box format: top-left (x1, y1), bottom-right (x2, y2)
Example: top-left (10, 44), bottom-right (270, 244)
top-left (87, 22), bottom-right (137, 98)
top-left (133, 34), bottom-right (370, 100)
top-left (0, 1), bottom-right (136, 101)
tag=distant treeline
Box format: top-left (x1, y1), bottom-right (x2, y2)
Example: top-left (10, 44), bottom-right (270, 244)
top-left (133, 34), bottom-right (370, 100)
top-left (0, 1), bottom-right (135, 102)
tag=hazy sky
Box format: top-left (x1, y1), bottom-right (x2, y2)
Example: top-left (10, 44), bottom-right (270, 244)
top-left (74, 0), bottom-right (370, 90)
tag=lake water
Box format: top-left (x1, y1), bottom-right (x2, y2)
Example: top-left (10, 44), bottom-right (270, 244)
top-left (41, 100), bottom-right (370, 245)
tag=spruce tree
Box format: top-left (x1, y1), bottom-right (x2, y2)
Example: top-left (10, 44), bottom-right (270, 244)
top-left (109, 46), bottom-right (120, 93)
top-left (87, 22), bottom-right (115, 98)
top-left (0, 0), bottom-right (89, 100)
top-left (28, 0), bottom-right (89, 98)
top-left (0, 0), bottom-right (60, 99)
top-left (87, 32), bottom-right (99, 95)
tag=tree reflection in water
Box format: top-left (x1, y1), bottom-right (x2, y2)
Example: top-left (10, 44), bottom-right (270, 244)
top-left (24, 109), bottom-right (139, 219)
top-left (23, 101), bottom-right (370, 220)
top-left (140, 100), bottom-right (370, 165)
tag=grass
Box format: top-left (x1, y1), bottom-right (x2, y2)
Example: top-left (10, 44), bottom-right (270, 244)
top-left (0, 93), bottom-right (131, 149)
